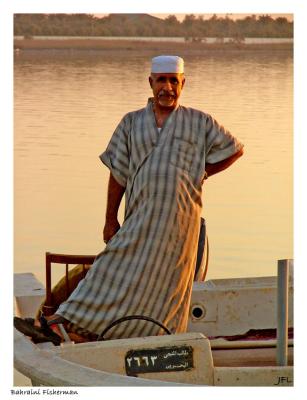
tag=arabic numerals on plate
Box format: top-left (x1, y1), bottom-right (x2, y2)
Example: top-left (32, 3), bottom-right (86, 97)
top-left (125, 346), bottom-right (194, 375)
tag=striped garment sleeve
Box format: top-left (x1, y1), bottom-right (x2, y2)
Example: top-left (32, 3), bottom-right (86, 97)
top-left (99, 114), bottom-right (131, 187)
top-left (205, 114), bottom-right (244, 164)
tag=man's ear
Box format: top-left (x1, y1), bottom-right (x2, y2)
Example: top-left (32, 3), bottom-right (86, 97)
top-left (181, 77), bottom-right (186, 89)
top-left (149, 76), bottom-right (153, 88)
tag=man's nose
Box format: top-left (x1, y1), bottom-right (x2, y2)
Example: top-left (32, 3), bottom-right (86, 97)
top-left (162, 79), bottom-right (173, 90)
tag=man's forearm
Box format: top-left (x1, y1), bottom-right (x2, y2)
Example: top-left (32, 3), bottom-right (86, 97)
top-left (103, 173), bottom-right (126, 242)
top-left (105, 173), bottom-right (125, 222)
top-left (205, 147), bottom-right (244, 178)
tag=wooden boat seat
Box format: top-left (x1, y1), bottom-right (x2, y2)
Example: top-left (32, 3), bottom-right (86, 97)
top-left (42, 252), bottom-right (96, 316)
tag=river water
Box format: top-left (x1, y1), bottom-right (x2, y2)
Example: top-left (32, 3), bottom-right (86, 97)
top-left (14, 49), bottom-right (293, 285)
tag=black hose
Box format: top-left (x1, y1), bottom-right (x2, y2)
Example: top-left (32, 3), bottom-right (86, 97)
top-left (97, 314), bottom-right (171, 341)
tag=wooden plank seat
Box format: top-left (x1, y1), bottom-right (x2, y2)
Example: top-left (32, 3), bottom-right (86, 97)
top-left (42, 252), bottom-right (96, 316)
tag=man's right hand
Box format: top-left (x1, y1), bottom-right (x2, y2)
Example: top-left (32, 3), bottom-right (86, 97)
top-left (103, 219), bottom-right (121, 244)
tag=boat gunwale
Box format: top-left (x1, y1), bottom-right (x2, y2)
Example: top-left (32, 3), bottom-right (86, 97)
top-left (14, 329), bottom-right (185, 386)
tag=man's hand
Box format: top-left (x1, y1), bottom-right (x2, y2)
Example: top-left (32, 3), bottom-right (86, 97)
top-left (103, 219), bottom-right (121, 244)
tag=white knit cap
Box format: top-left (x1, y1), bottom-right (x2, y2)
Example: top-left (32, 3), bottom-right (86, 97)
top-left (151, 55), bottom-right (184, 73)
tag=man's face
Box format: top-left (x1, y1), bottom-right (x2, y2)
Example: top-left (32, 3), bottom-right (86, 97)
top-left (149, 73), bottom-right (185, 110)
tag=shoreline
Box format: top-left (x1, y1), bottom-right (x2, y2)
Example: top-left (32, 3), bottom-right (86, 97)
top-left (14, 38), bottom-right (293, 54)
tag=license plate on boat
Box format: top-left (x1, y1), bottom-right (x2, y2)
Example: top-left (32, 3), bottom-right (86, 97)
top-left (125, 345), bottom-right (194, 376)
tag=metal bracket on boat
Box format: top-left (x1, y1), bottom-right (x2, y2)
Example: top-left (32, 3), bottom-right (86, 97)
top-left (97, 315), bottom-right (172, 341)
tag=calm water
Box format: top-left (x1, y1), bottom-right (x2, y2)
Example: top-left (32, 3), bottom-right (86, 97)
top-left (14, 49), bottom-right (293, 286)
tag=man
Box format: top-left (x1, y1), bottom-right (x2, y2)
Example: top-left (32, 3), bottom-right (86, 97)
top-left (15, 55), bottom-right (243, 342)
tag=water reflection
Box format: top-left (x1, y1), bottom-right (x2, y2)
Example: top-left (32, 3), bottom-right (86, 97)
top-left (14, 49), bottom-right (293, 284)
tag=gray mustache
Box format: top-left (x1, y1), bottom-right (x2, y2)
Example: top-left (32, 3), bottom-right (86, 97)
top-left (158, 90), bottom-right (175, 97)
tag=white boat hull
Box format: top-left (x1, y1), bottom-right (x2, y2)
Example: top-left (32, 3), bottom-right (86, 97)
top-left (14, 268), bottom-right (294, 387)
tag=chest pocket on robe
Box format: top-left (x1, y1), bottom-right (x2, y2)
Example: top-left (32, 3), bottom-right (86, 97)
top-left (169, 138), bottom-right (197, 173)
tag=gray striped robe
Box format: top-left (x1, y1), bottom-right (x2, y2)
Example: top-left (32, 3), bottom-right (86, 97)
top-left (56, 98), bottom-right (243, 339)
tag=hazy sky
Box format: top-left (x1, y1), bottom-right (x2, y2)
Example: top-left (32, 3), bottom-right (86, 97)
top-left (95, 13), bottom-right (293, 21)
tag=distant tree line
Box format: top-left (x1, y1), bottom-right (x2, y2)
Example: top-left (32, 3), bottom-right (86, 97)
top-left (14, 13), bottom-right (293, 38)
